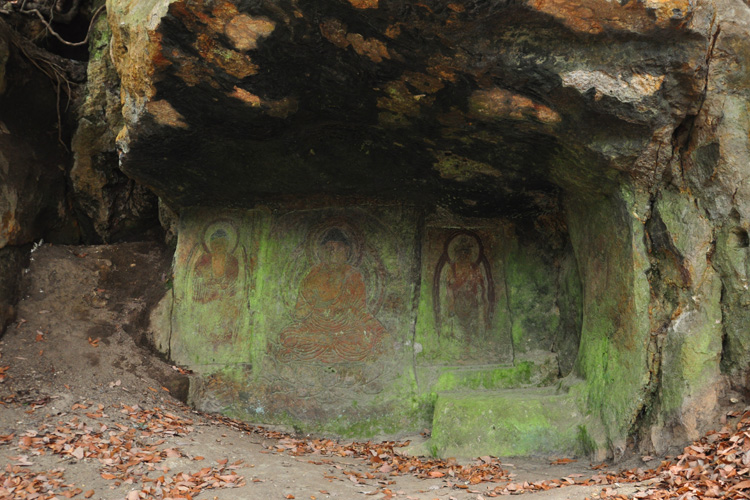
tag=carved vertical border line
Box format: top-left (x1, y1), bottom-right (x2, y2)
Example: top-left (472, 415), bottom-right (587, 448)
top-left (410, 208), bottom-right (426, 391)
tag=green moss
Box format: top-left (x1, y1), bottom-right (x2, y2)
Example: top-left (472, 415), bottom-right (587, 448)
top-left (433, 362), bottom-right (533, 392)
top-left (88, 13), bottom-right (112, 62)
top-left (220, 376), bottom-right (431, 439)
top-left (556, 253), bottom-right (583, 376)
top-left (170, 208), bottom-right (264, 368)
top-left (246, 213), bottom-right (274, 371)
top-left (504, 244), bottom-right (561, 353)
top-left (659, 273), bottom-right (723, 415)
top-left (511, 322), bottom-right (524, 348)
top-left (655, 189), bottom-right (712, 280)
top-left (414, 287), bottom-right (468, 362)
top-left (576, 424), bottom-right (598, 457)
top-left (428, 385), bottom-right (606, 458)
top-left (566, 185), bottom-right (652, 448)
top-left (172, 206), bottom-right (427, 438)
top-left (413, 220), bottom-right (568, 366)
top-left (108, 0), bottom-right (177, 29)
top-left (714, 223), bottom-right (750, 373)
top-left (644, 189), bottom-right (723, 422)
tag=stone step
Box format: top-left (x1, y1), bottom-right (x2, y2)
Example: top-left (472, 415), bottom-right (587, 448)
top-left (426, 382), bottom-right (606, 459)
top-left (423, 350), bottom-right (560, 392)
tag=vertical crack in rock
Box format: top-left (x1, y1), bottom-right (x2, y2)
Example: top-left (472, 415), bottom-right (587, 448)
top-left (684, 20), bottom-right (722, 159)
top-left (636, 192), bottom-right (675, 447)
top-left (167, 284), bottom-right (174, 361)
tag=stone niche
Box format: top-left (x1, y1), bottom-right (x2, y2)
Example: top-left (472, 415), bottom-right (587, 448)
top-left (172, 205), bottom-right (418, 431)
top-left (169, 203), bottom-right (597, 456)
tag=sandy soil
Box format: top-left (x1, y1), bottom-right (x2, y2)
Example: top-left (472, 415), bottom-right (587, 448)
top-left (0, 243), bottom-right (668, 500)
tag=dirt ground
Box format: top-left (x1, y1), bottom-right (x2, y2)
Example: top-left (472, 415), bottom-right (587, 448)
top-left (0, 243), bottom-right (691, 499)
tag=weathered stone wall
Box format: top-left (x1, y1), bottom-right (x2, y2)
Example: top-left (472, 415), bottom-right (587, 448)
top-left (164, 205), bottom-right (583, 447)
top-left (0, 52), bottom-right (74, 251)
top-left (641, 0), bottom-right (750, 452)
top-left (565, 187), bottom-right (652, 457)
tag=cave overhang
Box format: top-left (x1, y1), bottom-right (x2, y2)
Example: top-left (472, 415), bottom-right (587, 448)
top-left (107, 0), bottom-right (726, 458)
top-left (108, 0), bottom-right (709, 216)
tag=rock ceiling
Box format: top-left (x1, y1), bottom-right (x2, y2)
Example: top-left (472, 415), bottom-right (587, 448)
top-left (109, 0), bottom-right (708, 215)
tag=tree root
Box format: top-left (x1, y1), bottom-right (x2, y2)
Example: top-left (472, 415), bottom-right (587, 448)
top-left (0, 17), bottom-right (87, 148)
top-left (22, 4), bottom-right (104, 46)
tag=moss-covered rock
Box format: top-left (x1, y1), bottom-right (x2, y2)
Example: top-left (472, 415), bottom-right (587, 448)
top-left (429, 351), bottom-right (559, 393)
top-left (565, 185), bottom-right (652, 455)
top-left (428, 382), bottom-right (607, 459)
top-left (715, 222), bottom-right (750, 374)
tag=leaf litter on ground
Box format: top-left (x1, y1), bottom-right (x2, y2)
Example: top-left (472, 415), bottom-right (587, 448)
top-left (2, 397), bottom-right (750, 499)
top-left (1, 402), bottom-right (245, 499)
top-left (202, 406), bottom-right (750, 499)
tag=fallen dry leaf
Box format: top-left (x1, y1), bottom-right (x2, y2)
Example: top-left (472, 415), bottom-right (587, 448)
top-left (550, 458), bottom-right (576, 465)
top-left (11, 455), bottom-right (34, 466)
top-left (7, 395), bottom-right (750, 500)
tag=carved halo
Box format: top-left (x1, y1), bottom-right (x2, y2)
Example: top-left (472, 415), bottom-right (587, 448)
top-left (201, 219), bottom-right (240, 254)
top-left (447, 232), bottom-right (481, 265)
top-left (305, 217), bottom-right (365, 267)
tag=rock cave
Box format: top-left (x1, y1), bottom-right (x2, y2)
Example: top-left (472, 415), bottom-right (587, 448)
top-left (1, 0), bottom-right (750, 462)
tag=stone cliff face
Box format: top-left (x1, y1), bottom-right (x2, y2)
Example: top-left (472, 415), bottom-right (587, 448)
top-left (2, 0), bottom-right (750, 459)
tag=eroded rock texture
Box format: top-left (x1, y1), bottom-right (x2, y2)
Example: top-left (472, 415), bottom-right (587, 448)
top-left (0, 23), bottom-right (79, 334)
top-left (96, 0), bottom-right (750, 458)
top-left (70, 11), bottom-right (160, 243)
